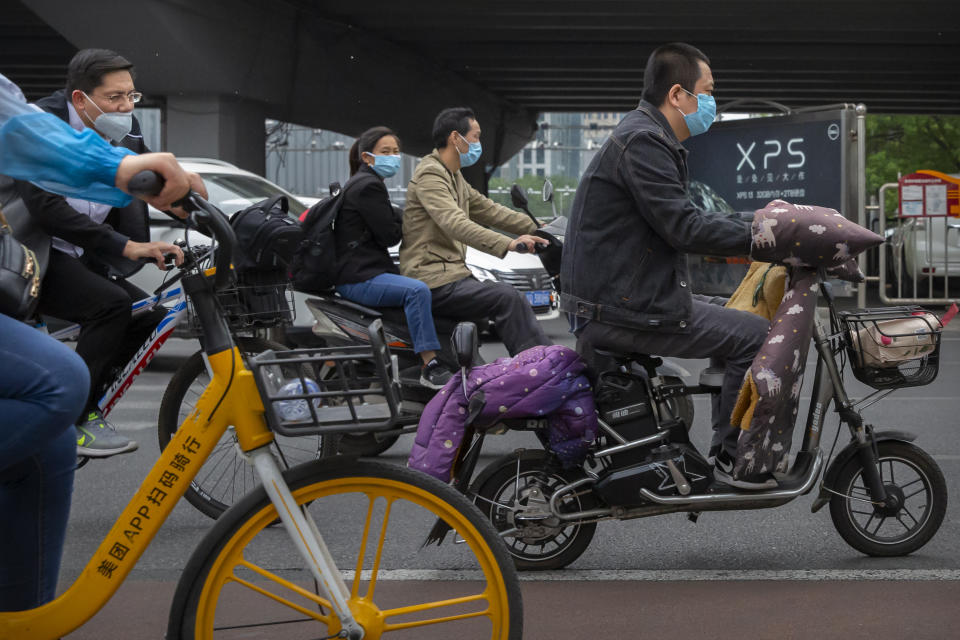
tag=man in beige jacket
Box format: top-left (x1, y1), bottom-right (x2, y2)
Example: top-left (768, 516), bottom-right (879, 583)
top-left (400, 107), bottom-right (551, 355)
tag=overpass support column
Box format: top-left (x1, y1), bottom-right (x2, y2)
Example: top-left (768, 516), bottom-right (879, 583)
top-left (165, 95), bottom-right (266, 175)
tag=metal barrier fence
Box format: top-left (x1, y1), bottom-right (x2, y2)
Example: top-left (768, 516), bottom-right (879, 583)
top-left (878, 182), bottom-right (959, 306)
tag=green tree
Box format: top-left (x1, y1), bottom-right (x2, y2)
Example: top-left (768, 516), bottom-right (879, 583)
top-left (866, 114), bottom-right (960, 215)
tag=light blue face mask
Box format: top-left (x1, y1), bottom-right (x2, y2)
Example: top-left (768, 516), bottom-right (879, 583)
top-left (456, 134), bottom-right (482, 168)
top-left (677, 89), bottom-right (716, 137)
top-left (363, 152), bottom-right (401, 178)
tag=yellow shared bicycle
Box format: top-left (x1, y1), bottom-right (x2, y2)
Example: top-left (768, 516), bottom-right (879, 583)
top-left (0, 175), bottom-right (521, 640)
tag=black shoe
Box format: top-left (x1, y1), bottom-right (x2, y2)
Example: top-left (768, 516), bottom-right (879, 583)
top-left (713, 450), bottom-right (777, 490)
top-left (420, 359), bottom-right (454, 390)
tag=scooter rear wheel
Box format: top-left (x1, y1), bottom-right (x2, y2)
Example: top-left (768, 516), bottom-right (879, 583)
top-left (471, 450), bottom-right (597, 571)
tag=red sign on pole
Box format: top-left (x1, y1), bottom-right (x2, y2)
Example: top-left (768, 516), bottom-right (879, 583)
top-left (897, 171), bottom-right (960, 218)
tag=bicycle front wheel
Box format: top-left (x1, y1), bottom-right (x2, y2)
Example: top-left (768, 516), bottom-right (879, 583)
top-left (169, 458), bottom-right (522, 640)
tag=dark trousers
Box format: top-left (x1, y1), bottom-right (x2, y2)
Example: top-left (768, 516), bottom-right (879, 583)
top-left (575, 294), bottom-right (769, 456)
top-left (431, 276), bottom-right (551, 356)
top-left (38, 250), bottom-right (166, 418)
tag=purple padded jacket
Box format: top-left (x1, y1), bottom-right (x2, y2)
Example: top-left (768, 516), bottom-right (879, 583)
top-left (408, 345), bottom-right (598, 482)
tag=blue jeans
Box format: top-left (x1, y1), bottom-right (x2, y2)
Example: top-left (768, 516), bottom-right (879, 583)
top-left (0, 313), bottom-right (88, 611)
top-left (337, 273), bottom-right (442, 354)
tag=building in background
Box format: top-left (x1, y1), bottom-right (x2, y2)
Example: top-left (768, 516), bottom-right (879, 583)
top-left (495, 112), bottom-right (623, 183)
top-left (140, 111), bottom-right (634, 201)
top-left (265, 122), bottom-right (419, 203)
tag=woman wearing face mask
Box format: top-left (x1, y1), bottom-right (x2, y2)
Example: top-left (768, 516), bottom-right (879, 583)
top-left (335, 126), bottom-right (454, 389)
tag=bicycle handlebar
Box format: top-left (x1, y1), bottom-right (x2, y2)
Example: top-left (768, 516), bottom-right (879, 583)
top-left (128, 170), bottom-right (235, 291)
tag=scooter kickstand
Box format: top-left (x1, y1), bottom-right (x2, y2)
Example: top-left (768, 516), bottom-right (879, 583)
top-left (687, 511), bottom-right (701, 524)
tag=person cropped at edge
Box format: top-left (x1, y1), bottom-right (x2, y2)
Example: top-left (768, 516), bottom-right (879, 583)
top-left (0, 70), bottom-right (196, 612)
top-left (560, 43), bottom-right (771, 490)
top-left (331, 126), bottom-right (454, 389)
top-left (16, 49), bottom-right (195, 458)
top-left (400, 107), bottom-right (551, 356)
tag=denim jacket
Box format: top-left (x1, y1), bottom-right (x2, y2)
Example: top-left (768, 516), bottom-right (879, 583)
top-left (560, 100), bottom-right (752, 333)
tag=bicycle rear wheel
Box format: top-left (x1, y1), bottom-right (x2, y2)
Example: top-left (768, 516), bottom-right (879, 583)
top-left (158, 337), bottom-right (334, 519)
top-left (169, 458), bottom-right (522, 639)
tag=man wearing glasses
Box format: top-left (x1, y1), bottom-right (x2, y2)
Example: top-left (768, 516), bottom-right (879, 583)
top-left (15, 49), bottom-right (189, 457)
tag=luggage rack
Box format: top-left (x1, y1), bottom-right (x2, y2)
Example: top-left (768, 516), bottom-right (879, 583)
top-left (838, 306), bottom-right (942, 390)
top-left (250, 319), bottom-right (404, 437)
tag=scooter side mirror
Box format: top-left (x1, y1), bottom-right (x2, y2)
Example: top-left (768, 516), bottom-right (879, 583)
top-left (452, 322), bottom-right (479, 370)
top-left (542, 178), bottom-right (554, 203)
top-left (510, 184), bottom-right (529, 209)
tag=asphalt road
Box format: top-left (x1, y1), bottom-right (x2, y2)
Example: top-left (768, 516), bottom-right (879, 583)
top-left (59, 311), bottom-right (960, 639)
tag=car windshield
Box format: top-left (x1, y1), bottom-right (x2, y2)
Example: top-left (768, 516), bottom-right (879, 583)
top-left (202, 173), bottom-right (308, 217)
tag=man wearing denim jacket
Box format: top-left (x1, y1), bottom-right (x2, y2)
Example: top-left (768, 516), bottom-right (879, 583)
top-left (560, 43), bottom-right (770, 488)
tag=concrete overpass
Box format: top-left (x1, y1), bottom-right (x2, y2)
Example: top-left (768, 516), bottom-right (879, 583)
top-left (4, 0), bottom-right (959, 182)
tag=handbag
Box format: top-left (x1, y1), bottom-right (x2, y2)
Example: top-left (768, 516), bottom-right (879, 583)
top-left (0, 207), bottom-right (41, 320)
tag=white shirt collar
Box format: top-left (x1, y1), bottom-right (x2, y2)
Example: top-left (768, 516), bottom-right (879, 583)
top-left (66, 100), bottom-right (86, 132)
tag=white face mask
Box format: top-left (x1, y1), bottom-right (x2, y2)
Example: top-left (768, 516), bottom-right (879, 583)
top-left (81, 91), bottom-right (133, 142)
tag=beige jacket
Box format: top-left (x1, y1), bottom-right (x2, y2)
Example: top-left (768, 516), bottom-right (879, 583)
top-left (400, 150), bottom-right (537, 289)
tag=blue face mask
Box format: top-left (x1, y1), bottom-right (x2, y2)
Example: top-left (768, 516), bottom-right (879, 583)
top-left (363, 152), bottom-right (401, 178)
top-left (677, 89), bottom-right (716, 137)
top-left (456, 134), bottom-right (482, 168)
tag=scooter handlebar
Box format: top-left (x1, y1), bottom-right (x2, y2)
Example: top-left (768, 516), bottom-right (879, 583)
top-left (513, 238), bottom-right (552, 255)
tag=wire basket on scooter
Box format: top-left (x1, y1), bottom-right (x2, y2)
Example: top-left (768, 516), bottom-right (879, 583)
top-left (187, 269), bottom-right (295, 335)
top-left (839, 306), bottom-right (942, 390)
top-left (249, 319), bottom-right (403, 437)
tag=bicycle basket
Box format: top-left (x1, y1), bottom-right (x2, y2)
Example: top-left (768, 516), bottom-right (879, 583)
top-left (839, 306), bottom-right (942, 389)
top-left (188, 269), bottom-right (294, 334)
top-left (250, 318), bottom-right (403, 437)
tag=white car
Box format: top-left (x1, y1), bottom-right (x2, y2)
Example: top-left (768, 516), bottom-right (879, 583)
top-left (130, 160), bottom-right (309, 335)
top-left (889, 216), bottom-right (960, 296)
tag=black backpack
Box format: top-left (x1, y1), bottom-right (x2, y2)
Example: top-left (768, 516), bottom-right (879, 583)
top-left (289, 176), bottom-right (361, 293)
top-left (229, 195), bottom-right (304, 272)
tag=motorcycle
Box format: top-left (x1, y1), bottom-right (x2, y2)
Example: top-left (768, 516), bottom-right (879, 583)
top-left (435, 281), bottom-right (948, 570)
top-left (291, 180), bottom-right (695, 455)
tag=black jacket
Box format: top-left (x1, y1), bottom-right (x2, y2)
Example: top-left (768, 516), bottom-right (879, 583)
top-left (334, 165), bottom-right (403, 285)
top-left (560, 100), bottom-right (752, 333)
top-left (16, 89), bottom-right (151, 278)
